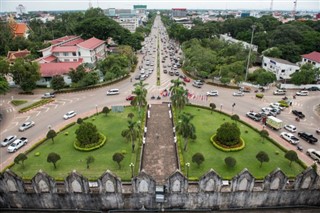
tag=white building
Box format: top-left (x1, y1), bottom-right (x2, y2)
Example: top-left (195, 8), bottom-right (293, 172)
top-left (220, 34), bottom-right (258, 52)
top-left (301, 51), bottom-right (320, 68)
top-left (262, 56), bottom-right (299, 80)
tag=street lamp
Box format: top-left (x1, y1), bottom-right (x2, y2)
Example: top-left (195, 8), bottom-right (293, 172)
top-left (232, 103), bottom-right (236, 114)
top-left (185, 162), bottom-right (190, 179)
top-left (220, 104), bottom-right (223, 112)
top-left (245, 25), bottom-right (256, 82)
top-left (95, 104), bottom-right (98, 115)
top-left (129, 163), bottom-right (134, 178)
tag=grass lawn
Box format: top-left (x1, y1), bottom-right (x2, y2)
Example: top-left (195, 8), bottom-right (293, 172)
top-left (10, 107), bottom-right (144, 181)
top-left (179, 106), bottom-right (305, 180)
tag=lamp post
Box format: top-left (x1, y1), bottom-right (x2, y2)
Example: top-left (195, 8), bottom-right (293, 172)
top-left (95, 104), bottom-right (98, 115)
top-left (129, 163), bottom-right (134, 178)
top-left (185, 162), bottom-right (190, 179)
top-left (245, 25), bottom-right (256, 82)
top-left (232, 103), bottom-right (236, 114)
top-left (220, 104), bottom-right (223, 112)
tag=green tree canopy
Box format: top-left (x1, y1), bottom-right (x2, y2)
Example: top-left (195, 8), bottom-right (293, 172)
top-left (285, 150), bottom-right (299, 166)
top-left (46, 129), bottom-right (57, 144)
top-left (0, 76), bottom-right (10, 95)
top-left (51, 75), bottom-right (65, 91)
top-left (256, 151), bottom-right (269, 168)
top-left (176, 112), bottom-right (196, 151)
top-left (113, 152), bottom-right (124, 169)
top-left (290, 63), bottom-right (319, 85)
top-left (192, 152), bottom-right (205, 167)
top-left (14, 153), bottom-right (28, 168)
top-left (75, 122), bottom-right (100, 147)
top-left (47, 152), bottom-right (61, 169)
top-left (225, 156), bottom-right (237, 168)
top-left (216, 122), bottom-right (241, 146)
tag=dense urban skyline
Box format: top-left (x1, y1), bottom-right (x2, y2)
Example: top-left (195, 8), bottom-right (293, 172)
top-left (1, 0), bottom-right (319, 12)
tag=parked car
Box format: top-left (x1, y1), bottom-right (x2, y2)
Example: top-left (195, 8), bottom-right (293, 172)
top-left (19, 121), bottom-right (35, 132)
top-left (298, 132), bottom-right (318, 143)
top-left (307, 87), bottom-right (320, 91)
top-left (7, 137), bottom-right (28, 153)
top-left (134, 74), bottom-right (140, 80)
top-left (194, 80), bottom-right (204, 85)
top-left (106, 89), bottom-right (120, 95)
top-left (183, 77), bottom-right (190, 83)
top-left (126, 95), bottom-right (135, 101)
top-left (206, 90), bottom-right (219, 96)
top-left (1, 135), bottom-right (17, 147)
top-left (273, 89), bottom-right (286, 95)
top-left (280, 132), bottom-right (299, 144)
top-left (292, 110), bottom-right (305, 119)
top-left (284, 124), bottom-right (297, 133)
top-left (270, 103), bottom-right (285, 111)
top-left (233, 91), bottom-right (244, 96)
top-left (63, 111), bottom-right (77, 120)
top-left (41, 92), bottom-right (55, 99)
top-left (192, 81), bottom-right (202, 88)
top-left (246, 112), bottom-right (262, 121)
top-left (296, 90), bottom-right (309, 96)
top-left (306, 149), bottom-right (320, 162)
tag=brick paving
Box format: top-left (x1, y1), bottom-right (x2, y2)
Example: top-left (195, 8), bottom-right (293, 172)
top-left (141, 104), bottom-right (178, 184)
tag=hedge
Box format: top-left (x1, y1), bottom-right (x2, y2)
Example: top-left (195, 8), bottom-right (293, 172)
top-left (19, 99), bottom-right (54, 113)
top-left (73, 133), bottom-right (107, 151)
top-left (211, 134), bottom-right (246, 152)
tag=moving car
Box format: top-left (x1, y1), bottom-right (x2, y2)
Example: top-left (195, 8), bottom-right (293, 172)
top-left (126, 95), bottom-right (135, 101)
top-left (7, 137), bottom-right (28, 153)
top-left (233, 91), bottom-right (244, 96)
top-left (41, 92), bottom-right (55, 99)
top-left (273, 89), bottom-right (286, 95)
top-left (270, 103), bottom-right (284, 111)
top-left (206, 90), bottom-right (219, 96)
top-left (1, 135), bottom-right (17, 147)
top-left (19, 121), bottom-right (35, 132)
top-left (307, 87), bottom-right (320, 91)
top-left (292, 110), bottom-right (305, 119)
top-left (298, 132), bottom-right (318, 143)
top-left (284, 124), bottom-right (297, 133)
top-left (63, 111), bottom-right (77, 120)
top-left (280, 132), bottom-right (299, 144)
top-left (306, 149), bottom-right (320, 162)
top-left (296, 90), bottom-right (309, 96)
top-left (192, 81), bottom-right (202, 88)
top-left (106, 89), bottom-right (120, 95)
top-left (246, 112), bottom-right (262, 121)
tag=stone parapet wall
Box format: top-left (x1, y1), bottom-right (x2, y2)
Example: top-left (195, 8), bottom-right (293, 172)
top-left (0, 168), bottom-right (319, 210)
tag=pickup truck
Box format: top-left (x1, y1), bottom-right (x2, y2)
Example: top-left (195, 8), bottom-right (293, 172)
top-left (298, 132), bottom-right (318, 143)
top-left (41, 92), bottom-right (55, 99)
top-left (292, 110), bottom-right (305, 119)
top-left (7, 137), bottom-right (28, 153)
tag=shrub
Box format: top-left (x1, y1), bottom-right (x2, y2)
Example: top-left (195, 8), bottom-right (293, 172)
top-left (215, 122), bottom-right (241, 146)
top-left (74, 133), bottom-right (106, 151)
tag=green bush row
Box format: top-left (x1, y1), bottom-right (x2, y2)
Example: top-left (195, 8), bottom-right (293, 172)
top-left (73, 133), bottom-right (107, 151)
top-left (211, 135), bottom-right (246, 152)
top-left (11, 100), bottom-right (27, 106)
top-left (19, 99), bottom-right (54, 113)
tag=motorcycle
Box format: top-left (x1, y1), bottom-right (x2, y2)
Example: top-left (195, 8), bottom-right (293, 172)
top-left (295, 117), bottom-right (300, 122)
top-left (316, 129), bottom-right (320, 135)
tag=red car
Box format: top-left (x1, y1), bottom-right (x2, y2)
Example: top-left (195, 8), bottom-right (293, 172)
top-left (126, 95), bottom-right (135, 101)
top-left (183, 77), bottom-right (190, 83)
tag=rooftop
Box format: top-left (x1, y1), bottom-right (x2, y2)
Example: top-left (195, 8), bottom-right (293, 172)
top-left (77, 37), bottom-right (105, 50)
top-left (39, 60), bottom-right (82, 77)
top-left (302, 51), bottom-right (320, 63)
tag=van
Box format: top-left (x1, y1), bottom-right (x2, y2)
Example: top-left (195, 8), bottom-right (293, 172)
top-left (106, 89), bottom-right (119, 95)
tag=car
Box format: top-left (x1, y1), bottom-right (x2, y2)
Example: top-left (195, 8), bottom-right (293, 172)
top-left (140, 69), bottom-right (145, 74)
top-left (306, 149), bottom-right (320, 163)
top-left (174, 71), bottom-right (179, 76)
top-left (7, 137), bottom-right (28, 153)
top-left (280, 132), bottom-right (299, 144)
top-left (41, 92), bottom-right (55, 99)
top-left (284, 124), bottom-right (297, 133)
top-left (261, 107), bottom-right (278, 116)
top-left (298, 132), bottom-right (318, 143)
top-left (206, 90), bottom-right (219, 96)
top-left (273, 89), bottom-right (286, 95)
top-left (194, 80), bottom-right (204, 85)
top-left (134, 74), bottom-right (140, 80)
top-left (270, 103), bottom-right (284, 111)
top-left (307, 86), bottom-right (320, 91)
top-left (192, 81), bottom-right (202, 88)
top-left (19, 121), bottom-right (35, 132)
top-left (163, 69), bottom-right (167, 74)
top-left (233, 91), bottom-right (244, 96)
top-left (246, 112), bottom-right (262, 121)
top-left (106, 89), bottom-right (120, 95)
top-left (126, 95), bottom-right (135, 101)
top-left (183, 77), bottom-right (190, 83)
top-left (63, 111), bottom-right (77, 120)
top-left (292, 110), bottom-right (305, 119)
top-left (1, 135), bottom-right (17, 147)
top-left (296, 90), bottom-right (309, 96)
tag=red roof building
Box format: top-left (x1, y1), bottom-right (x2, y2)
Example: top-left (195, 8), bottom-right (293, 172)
top-left (7, 49), bottom-right (30, 62)
top-left (77, 37), bottom-right (106, 50)
top-left (301, 51), bottom-right (320, 68)
top-left (39, 60), bottom-right (83, 77)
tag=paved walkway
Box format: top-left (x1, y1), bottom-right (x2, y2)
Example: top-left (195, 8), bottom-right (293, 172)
top-left (141, 104), bottom-right (178, 184)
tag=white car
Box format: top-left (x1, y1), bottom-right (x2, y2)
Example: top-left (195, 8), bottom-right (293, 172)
top-left (306, 149), bottom-right (320, 163)
top-left (284, 124), bottom-right (297, 133)
top-left (1, 135), bottom-right (17, 147)
top-left (206, 90), bottom-right (219, 96)
top-left (233, 91), bottom-right (244, 96)
top-left (19, 121), bottom-right (35, 132)
top-left (7, 137), bottom-right (28, 153)
top-left (296, 90), bottom-right (309, 96)
top-left (63, 111), bottom-right (77, 120)
top-left (270, 103), bottom-right (284, 111)
top-left (106, 89), bottom-right (120, 95)
top-left (280, 132), bottom-right (299, 144)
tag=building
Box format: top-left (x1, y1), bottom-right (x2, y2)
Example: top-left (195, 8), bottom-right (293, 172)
top-left (301, 51), bottom-right (320, 68)
top-left (16, 4), bottom-right (27, 15)
top-left (7, 49), bottom-right (30, 62)
top-left (8, 15), bottom-right (30, 38)
top-left (172, 8), bottom-right (187, 17)
top-left (105, 8), bottom-right (144, 32)
top-left (220, 34), bottom-right (258, 52)
top-left (35, 35), bottom-right (106, 86)
top-left (262, 56), bottom-right (300, 80)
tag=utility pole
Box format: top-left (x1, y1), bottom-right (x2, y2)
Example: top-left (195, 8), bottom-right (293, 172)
top-left (245, 25), bottom-right (256, 82)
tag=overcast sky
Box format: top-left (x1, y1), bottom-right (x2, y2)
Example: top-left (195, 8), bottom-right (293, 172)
top-left (1, 0), bottom-right (319, 12)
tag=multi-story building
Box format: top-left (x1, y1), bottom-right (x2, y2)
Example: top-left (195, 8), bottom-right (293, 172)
top-left (301, 51), bottom-right (320, 68)
top-left (262, 56), bottom-right (299, 80)
top-left (172, 8), bottom-right (187, 17)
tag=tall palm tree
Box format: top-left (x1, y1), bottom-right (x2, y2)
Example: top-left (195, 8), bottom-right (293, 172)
top-left (176, 112), bottom-right (196, 151)
top-left (169, 78), bottom-right (185, 96)
top-left (121, 120), bottom-right (140, 153)
top-left (132, 80), bottom-right (148, 115)
top-left (169, 78), bottom-right (188, 112)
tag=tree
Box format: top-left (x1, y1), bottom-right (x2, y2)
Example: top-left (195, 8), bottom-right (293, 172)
top-left (256, 151), bottom-right (269, 168)
top-left (14, 153), bottom-right (28, 168)
top-left (285, 150), bottom-right (298, 167)
top-left (51, 75), bottom-right (65, 91)
top-left (0, 57), bottom-right (10, 75)
top-left (225, 157), bottom-right (237, 168)
top-left (169, 78), bottom-right (188, 112)
top-left (102, 106), bottom-right (111, 116)
top-left (77, 118), bottom-right (83, 124)
top-left (231, 114), bottom-right (240, 124)
top-left (113, 152), bottom-right (124, 169)
top-left (121, 120), bottom-right (140, 153)
top-left (192, 152), bottom-right (205, 167)
top-left (47, 152), bottom-right (61, 169)
top-left (68, 65), bottom-right (86, 83)
top-left (75, 122), bottom-right (100, 147)
top-left (216, 122), bottom-right (241, 146)
top-left (176, 112), bottom-right (196, 151)
top-left (0, 76), bottom-right (10, 95)
top-left (86, 156), bottom-right (95, 169)
top-left (290, 63), bottom-right (319, 85)
top-left (132, 81), bottom-right (148, 115)
top-left (46, 129), bottom-right (57, 144)
top-left (259, 129), bottom-right (269, 143)
top-left (209, 103), bottom-right (216, 114)
top-left (127, 112), bottom-right (134, 120)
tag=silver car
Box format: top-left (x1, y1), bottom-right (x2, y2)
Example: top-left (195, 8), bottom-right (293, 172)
top-left (1, 135), bottom-right (17, 147)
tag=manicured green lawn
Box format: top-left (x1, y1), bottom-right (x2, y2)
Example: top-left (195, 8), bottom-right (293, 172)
top-left (179, 106), bottom-right (305, 180)
top-left (11, 107), bottom-right (143, 181)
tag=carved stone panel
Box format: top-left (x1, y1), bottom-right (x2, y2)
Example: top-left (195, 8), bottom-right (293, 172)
top-left (138, 180), bottom-right (149, 193)
top-left (105, 180), bottom-right (115, 192)
top-left (270, 177), bottom-right (280, 190)
top-left (71, 180), bottom-right (82, 193)
top-left (38, 179), bottom-right (49, 192)
top-left (172, 180), bottom-right (181, 192)
top-left (6, 179), bottom-right (17, 192)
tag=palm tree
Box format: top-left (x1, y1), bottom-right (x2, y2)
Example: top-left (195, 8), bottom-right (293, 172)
top-left (176, 112), bottom-right (196, 151)
top-left (132, 80), bottom-right (148, 116)
top-left (170, 78), bottom-right (186, 96)
top-left (170, 78), bottom-right (188, 112)
top-left (121, 120), bottom-right (140, 153)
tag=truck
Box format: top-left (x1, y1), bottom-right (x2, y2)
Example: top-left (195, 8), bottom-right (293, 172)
top-left (266, 116), bottom-right (283, 130)
top-left (298, 132), bottom-right (318, 143)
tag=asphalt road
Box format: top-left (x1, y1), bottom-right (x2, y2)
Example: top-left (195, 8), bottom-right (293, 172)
top-left (0, 16), bottom-right (319, 170)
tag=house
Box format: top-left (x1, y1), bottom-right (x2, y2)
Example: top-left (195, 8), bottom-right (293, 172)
top-left (7, 49), bottom-right (30, 62)
top-left (8, 15), bottom-right (30, 38)
top-left (301, 51), bottom-right (320, 68)
top-left (35, 35), bottom-right (106, 87)
top-left (262, 56), bottom-right (299, 80)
